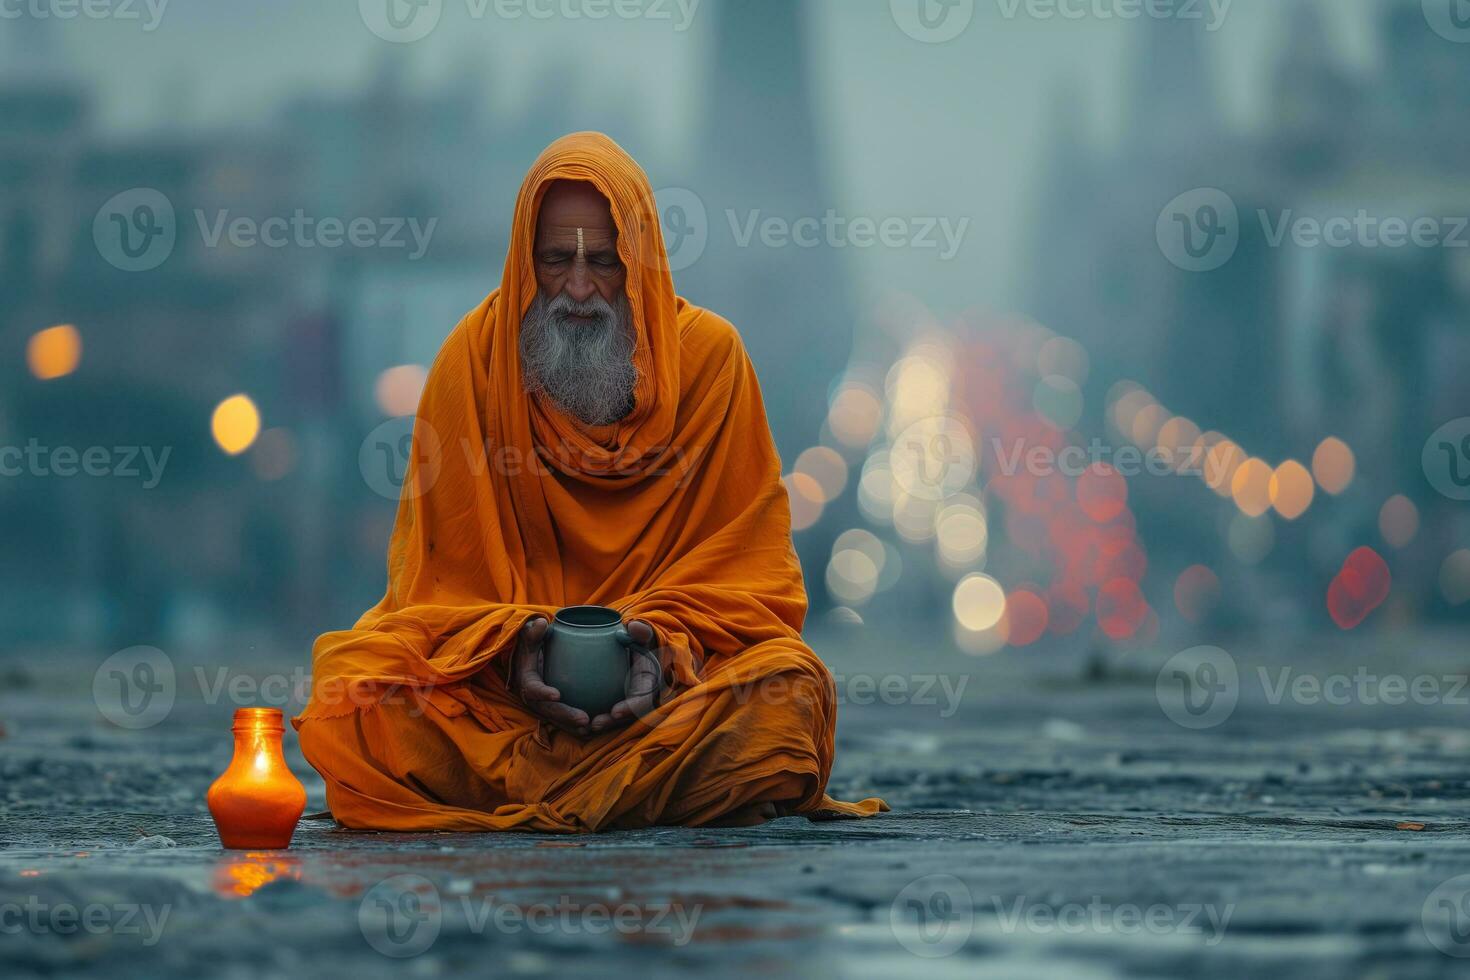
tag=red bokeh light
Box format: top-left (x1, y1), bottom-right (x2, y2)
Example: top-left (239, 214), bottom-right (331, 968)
top-left (1077, 463), bottom-right (1128, 524)
top-left (1174, 564), bottom-right (1222, 624)
top-left (1004, 590), bottom-right (1050, 646)
top-left (1097, 577), bottom-right (1148, 639)
top-left (1327, 546), bottom-right (1391, 630)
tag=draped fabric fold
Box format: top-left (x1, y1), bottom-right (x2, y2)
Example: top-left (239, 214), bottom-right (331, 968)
top-left (294, 132), bottom-right (886, 831)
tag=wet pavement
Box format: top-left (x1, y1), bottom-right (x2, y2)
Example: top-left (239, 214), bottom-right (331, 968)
top-left (3, 626), bottom-right (1470, 978)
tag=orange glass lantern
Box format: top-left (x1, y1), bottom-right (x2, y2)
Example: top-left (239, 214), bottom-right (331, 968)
top-left (207, 708), bottom-right (307, 849)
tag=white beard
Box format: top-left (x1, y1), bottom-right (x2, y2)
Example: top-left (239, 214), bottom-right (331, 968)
top-left (519, 291), bottom-right (638, 426)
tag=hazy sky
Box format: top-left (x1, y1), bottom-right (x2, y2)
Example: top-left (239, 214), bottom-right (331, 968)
top-left (31, 0), bottom-right (1394, 308)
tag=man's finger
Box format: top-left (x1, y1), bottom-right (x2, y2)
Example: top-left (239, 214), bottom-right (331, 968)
top-left (520, 616), bottom-right (549, 649)
top-left (535, 701), bottom-right (590, 732)
top-left (625, 619), bottom-right (655, 646)
top-left (587, 711), bottom-right (624, 734)
top-left (518, 677), bottom-right (561, 702)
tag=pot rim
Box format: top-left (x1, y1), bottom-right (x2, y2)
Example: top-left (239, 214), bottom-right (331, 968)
top-left (552, 604), bottom-right (622, 629)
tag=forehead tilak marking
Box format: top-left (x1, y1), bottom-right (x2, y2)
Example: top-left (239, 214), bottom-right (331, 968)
top-left (576, 227), bottom-right (585, 260)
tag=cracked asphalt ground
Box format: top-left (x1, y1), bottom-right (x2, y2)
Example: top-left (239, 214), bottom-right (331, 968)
top-left (3, 624), bottom-right (1470, 978)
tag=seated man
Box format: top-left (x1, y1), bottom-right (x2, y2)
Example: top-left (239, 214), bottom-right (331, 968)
top-left (294, 132), bottom-right (886, 832)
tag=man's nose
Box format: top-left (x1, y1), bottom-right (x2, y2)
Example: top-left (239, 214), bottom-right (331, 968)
top-left (564, 260), bottom-right (597, 303)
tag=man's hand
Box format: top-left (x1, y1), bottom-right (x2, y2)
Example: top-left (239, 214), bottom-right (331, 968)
top-left (510, 616), bottom-right (591, 736)
top-left (588, 619), bottom-right (661, 735)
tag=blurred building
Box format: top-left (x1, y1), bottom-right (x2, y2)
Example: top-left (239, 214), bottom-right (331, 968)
top-left (1025, 0), bottom-right (1470, 601)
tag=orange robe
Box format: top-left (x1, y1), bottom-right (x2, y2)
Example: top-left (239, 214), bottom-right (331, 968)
top-left (293, 132), bottom-right (887, 832)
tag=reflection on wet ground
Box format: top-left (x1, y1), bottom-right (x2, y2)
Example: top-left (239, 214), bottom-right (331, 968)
top-left (4, 632), bottom-right (1470, 978)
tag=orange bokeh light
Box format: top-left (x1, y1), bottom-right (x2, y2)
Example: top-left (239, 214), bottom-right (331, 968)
top-left (1231, 458), bottom-right (1274, 517)
top-left (1269, 460), bottom-right (1315, 520)
top-left (1204, 439), bottom-right (1245, 496)
top-left (1311, 437), bottom-right (1355, 495)
top-left (27, 324), bottom-right (82, 380)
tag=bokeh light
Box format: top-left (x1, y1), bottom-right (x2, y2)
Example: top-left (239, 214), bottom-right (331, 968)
top-left (1204, 438), bottom-right (1246, 497)
top-left (857, 452), bottom-right (896, 524)
top-left (794, 446), bottom-right (848, 503)
top-left (782, 472), bottom-right (824, 531)
top-left (1003, 589), bottom-right (1049, 646)
top-left (374, 364), bottom-right (428, 417)
top-left (1311, 437), bottom-right (1355, 495)
top-left (827, 383), bottom-right (883, 449)
top-left (893, 492), bottom-right (941, 543)
top-left (1130, 403), bottom-right (1169, 450)
top-left (953, 573), bottom-right (1006, 632)
top-left (1174, 564), bottom-right (1221, 623)
top-left (1109, 384), bottom-right (1153, 438)
top-left (1440, 550), bottom-right (1470, 606)
top-left (1227, 512), bottom-right (1275, 565)
top-left (1378, 495), bottom-right (1419, 549)
top-left (1096, 578), bottom-right (1148, 640)
top-left (1230, 458), bottom-right (1274, 517)
top-left (826, 548), bottom-right (879, 605)
top-left (1076, 463), bottom-right (1127, 524)
top-left (885, 351), bottom-right (949, 433)
top-left (1328, 546), bottom-right (1392, 630)
top-left (1033, 375), bottom-right (1083, 430)
top-left (1156, 416), bottom-right (1200, 473)
top-left (1037, 335), bottom-right (1089, 386)
top-left (212, 394), bottom-right (262, 456)
top-left (1268, 460), bottom-right (1314, 520)
top-left (935, 496), bottom-right (988, 568)
top-left (249, 428), bottom-right (296, 481)
top-left (27, 325), bottom-right (82, 381)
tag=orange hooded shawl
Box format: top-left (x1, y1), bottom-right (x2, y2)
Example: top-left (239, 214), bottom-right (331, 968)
top-left (294, 132), bottom-right (885, 831)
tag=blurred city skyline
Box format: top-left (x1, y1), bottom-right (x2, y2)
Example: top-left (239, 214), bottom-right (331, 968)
top-left (13, 0), bottom-right (1398, 310)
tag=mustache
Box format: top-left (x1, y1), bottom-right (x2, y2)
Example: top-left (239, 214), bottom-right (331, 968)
top-left (546, 293), bottom-right (615, 321)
